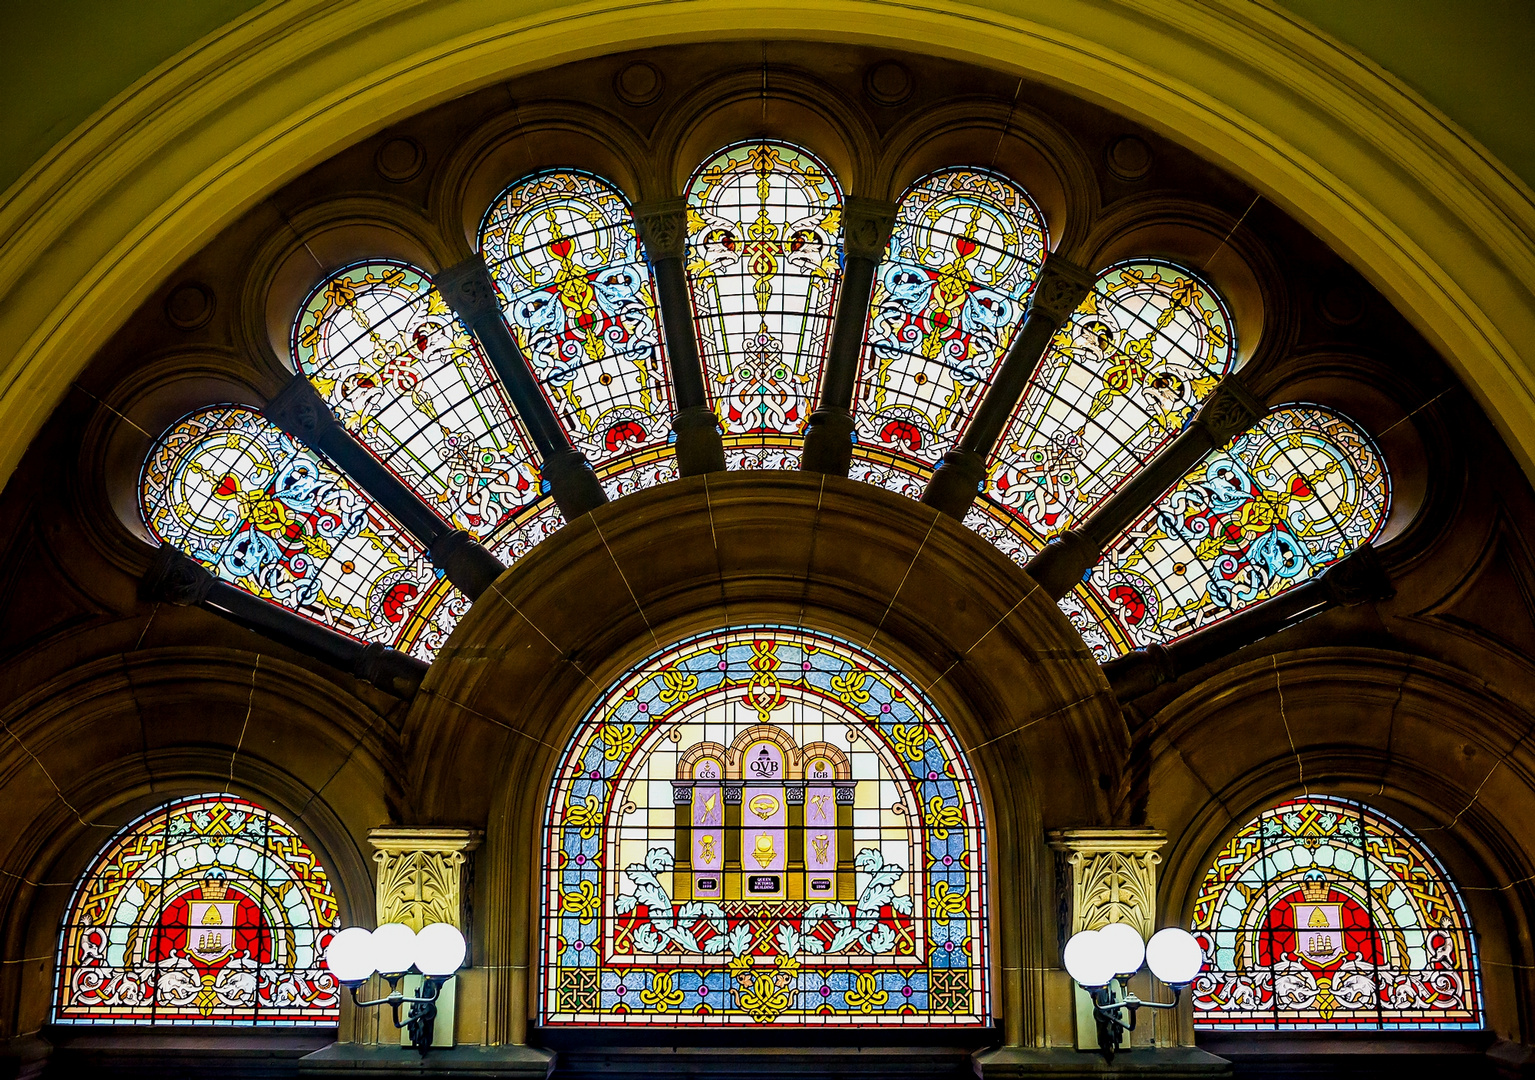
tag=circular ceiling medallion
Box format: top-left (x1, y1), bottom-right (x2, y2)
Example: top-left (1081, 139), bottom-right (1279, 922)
top-left (864, 60), bottom-right (914, 107)
top-left (164, 282), bottom-right (215, 330)
top-left (374, 137), bottom-right (425, 183)
top-left (1319, 281), bottom-right (1365, 325)
top-left (1105, 135), bottom-right (1152, 182)
top-left (613, 61), bottom-right (664, 107)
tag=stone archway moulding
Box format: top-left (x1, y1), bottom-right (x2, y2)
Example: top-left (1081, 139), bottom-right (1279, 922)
top-left (1, 0), bottom-right (1534, 492)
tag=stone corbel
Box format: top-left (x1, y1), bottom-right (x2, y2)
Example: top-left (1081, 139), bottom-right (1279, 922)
top-left (369, 827), bottom-right (484, 933)
top-left (1048, 828), bottom-right (1167, 939)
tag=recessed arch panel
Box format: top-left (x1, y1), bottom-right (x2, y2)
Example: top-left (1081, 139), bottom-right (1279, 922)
top-left (1190, 795), bottom-right (1481, 1030)
top-left (540, 626), bottom-right (989, 1027)
top-left (53, 793), bottom-right (340, 1026)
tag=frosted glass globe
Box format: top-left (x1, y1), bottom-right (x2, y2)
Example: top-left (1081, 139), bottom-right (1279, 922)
top-left (371, 922), bottom-right (418, 976)
top-left (1145, 927), bottom-right (1204, 987)
top-left (323, 926), bottom-right (375, 984)
top-left (1062, 929), bottom-right (1116, 988)
top-left (414, 922), bottom-right (467, 976)
top-left (1098, 922), bottom-right (1146, 976)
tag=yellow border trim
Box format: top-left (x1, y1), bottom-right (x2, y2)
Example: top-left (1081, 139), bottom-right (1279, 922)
top-left (2, 0), bottom-right (1534, 492)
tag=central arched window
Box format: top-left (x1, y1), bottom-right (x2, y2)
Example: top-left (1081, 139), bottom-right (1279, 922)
top-left (686, 142), bottom-right (844, 469)
top-left (541, 627), bottom-right (988, 1026)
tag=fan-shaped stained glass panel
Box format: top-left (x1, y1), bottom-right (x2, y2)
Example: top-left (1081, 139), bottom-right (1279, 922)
top-left (541, 626), bottom-right (988, 1027)
top-left (686, 142), bottom-right (843, 468)
top-left (54, 794), bottom-right (340, 1025)
top-left (1086, 404), bottom-right (1390, 652)
top-left (1191, 796), bottom-right (1481, 1029)
top-left (292, 260), bottom-right (545, 541)
top-left (139, 405), bottom-right (458, 660)
top-left (480, 170), bottom-right (674, 488)
top-left (852, 168), bottom-right (1047, 493)
top-left (986, 260), bottom-right (1236, 543)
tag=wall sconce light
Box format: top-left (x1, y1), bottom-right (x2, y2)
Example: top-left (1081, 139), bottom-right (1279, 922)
top-left (1063, 923), bottom-right (1203, 1062)
top-left (324, 922), bottom-right (466, 1055)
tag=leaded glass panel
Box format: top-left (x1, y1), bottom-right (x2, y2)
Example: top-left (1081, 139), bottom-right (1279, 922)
top-left (852, 168), bottom-right (1046, 493)
top-left (686, 142), bottom-right (843, 468)
top-left (54, 794), bottom-right (340, 1026)
top-left (291, 260), bottom-right (543, 539)
top-left (1191, 796), bottom-right (1481, 1030)
top-left (541, 627), bottom-right (988, 1026)
top-left (987, 260), bottom-right (1236, 542)
top-left (1084, 404), bottom-right (1389, 650)
top-left (480, 170), bottom-right (675, 490)
top-left (139, 405), bottom-right (455, 657)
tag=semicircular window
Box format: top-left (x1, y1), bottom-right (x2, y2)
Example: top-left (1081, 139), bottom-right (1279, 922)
top-left (541, 626), bottom-right (988, 1027)
top-left (291, 259), bottom-right (556, 545)
top-left (480, 170), bottom-right (677, 498)
top-left (140, 404), bottom-right (463, 660)
top-left (1190, 795), bottom-right (1481, 1029)
top-left (686, 141), bottom-right (843, 469)
top-left (53, 793), bottom-right (340, 1025)
top-left (850, 167), bottom-right (1047, 498)
top-left (1084, 403), bottom-right (1390, 653)
top-left (979, 258), bottom-right (1236, 545)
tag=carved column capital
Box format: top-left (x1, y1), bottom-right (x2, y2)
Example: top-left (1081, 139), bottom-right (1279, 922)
top-left (140, 544), bottom-right (215, 606)
top-left (370, 827), bottom-right (484, 931)
top-left (1194, 377), bottom-right (1265, 446)
top-left (1048, 828), bottom-right (1167, 938)
top-left (1024, 255), bottom-right (1097, 326)
top-left (265, 374), bottom-right (339, 443)
top-left (633, 198), bottom-right (689, 261)
top-left (435, 255), bottom-right (502, 324)
top-left (1319, 543), bottom-right (1395, 605)
top-left (841, 196), bottom-right (898, 261)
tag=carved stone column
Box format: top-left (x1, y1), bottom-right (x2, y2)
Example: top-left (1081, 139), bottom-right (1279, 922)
top-left (635, 198), bottom-right (726, 476)
top-left (1048, 828), bottom-right (1167, 1052)
top-left (801, 196), bottom-right (897, 476)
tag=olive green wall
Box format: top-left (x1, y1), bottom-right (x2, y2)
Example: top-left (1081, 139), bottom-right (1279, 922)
top-left (2, 0), bottom-right (1533, 197)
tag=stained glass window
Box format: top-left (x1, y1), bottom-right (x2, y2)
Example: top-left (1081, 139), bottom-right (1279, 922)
top-left (480, 170), bottom-right (675, 492)
top-left (983, 259), bottom-right (1236, 544)
top-left (542, 627), bottom-right (988, 1027)
top-left (686, 142), bottom-right (843, 469)
top-left (292, 260), bottom-right (546, 541)
top-left (851, 168), bottom-right (1047, 495)
top-left (1085, 404), bottom-right (1390, 651)
top-left (1191, 796), bottom-right (1481, 1030)
top-left (139, 404), bottom-right (458, 661)
top-left (54, 794), bottom-right (340, 1026)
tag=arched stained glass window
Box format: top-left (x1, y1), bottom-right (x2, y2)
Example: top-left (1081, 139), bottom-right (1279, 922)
top-left (140, 405), bottom-right (459, 661)
top-left (982, 260), bottom-right (1236, 543)
top-left (1085, 404), bottom-right (1390, 651)
top-left (292, 260), bottom-right (546, 541)
top-left (542, 627), bottom-right (988, 1027)
top-left (1190, 796), bottom-right (1481, 1029)
top-left (54, 794), bottom-right (340, 1025)
top-left (850, 168), bottom-right (1047, 493)
top-left (686, 142), bottom-right (843, 469)
top-left (480, 170), bottom-right (676, 493)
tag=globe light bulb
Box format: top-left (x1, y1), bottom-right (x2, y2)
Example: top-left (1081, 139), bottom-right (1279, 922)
top-left (1063, 929), bottom-right (1116, 989)
top-left (371, 922), bottom-right (418, 977)
top-left (414, 922), bottom-right (467, 977)
top-left (1098, 921), bottom-right (1146, 976)
top-left (1145, 927), bottom-right (1205, 987)
top-left (323, 926), bottom-right (376, 985)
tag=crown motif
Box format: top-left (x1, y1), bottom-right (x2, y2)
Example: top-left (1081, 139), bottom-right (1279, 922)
top-left (201, 867), bottom-right (230, 901)
top-left (1301, 869), bottom-right (1329, 903)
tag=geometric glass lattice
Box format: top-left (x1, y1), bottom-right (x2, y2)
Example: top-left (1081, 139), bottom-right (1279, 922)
top-left (1084, 404), bottom-right (1391, 653)
top-left (291, 259), bottom-right (547, 542)
top-left (851, 167), bottom-right (1047, 496)
top-left (1191, 796), bottom-right (1481, 1030)
top-left (54, 794), bottom-right (340, 1026)
top-left (686, 142), bottom-right (843, 469)
top-left (480, 169), bottom-right (676, 494)
top-left (982, 259), bottom-right (1237, 545)
top-left (139, 404), bottom-right (458, 661)
top-left (541, 626), bottom-right (988, 1026)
